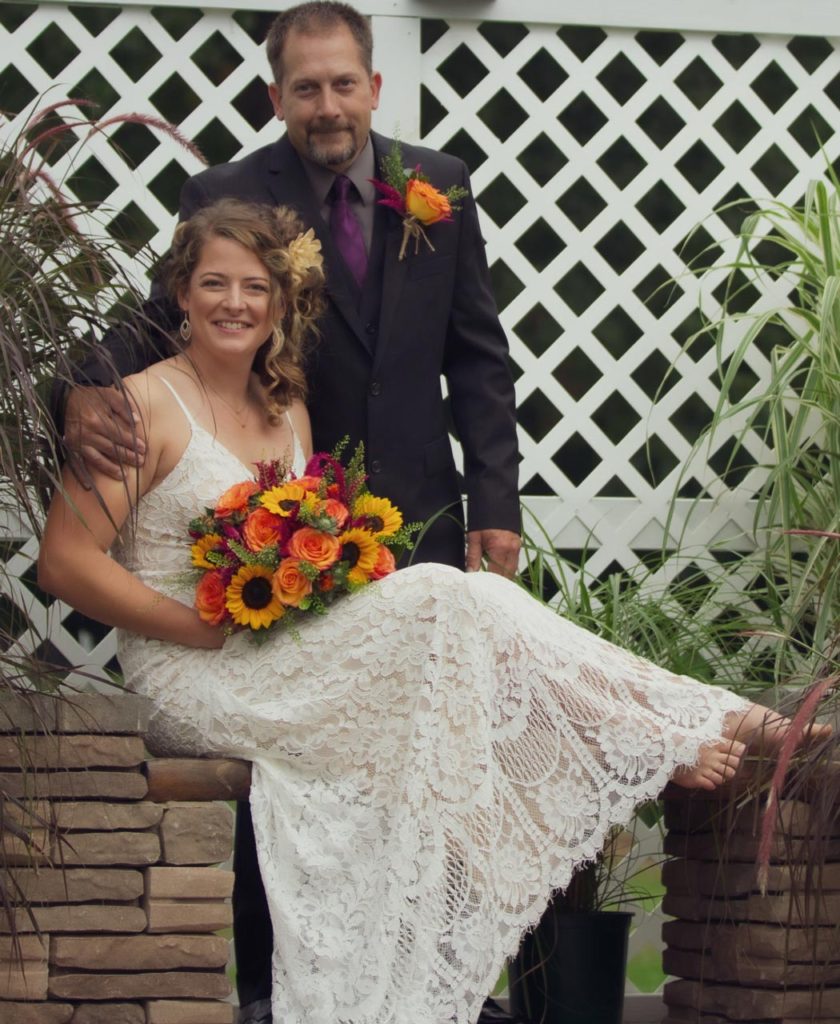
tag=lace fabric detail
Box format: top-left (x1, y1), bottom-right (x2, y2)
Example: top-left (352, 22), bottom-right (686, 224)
top-left (114, 420), bottom-right (748, 1024)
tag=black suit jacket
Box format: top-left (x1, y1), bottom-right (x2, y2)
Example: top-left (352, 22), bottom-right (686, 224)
top-left (72, 132), bottom-right (520, 568)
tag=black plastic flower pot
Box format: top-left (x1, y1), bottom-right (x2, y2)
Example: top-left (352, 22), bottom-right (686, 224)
top-left (508, 909), bottom-right (633, 1024)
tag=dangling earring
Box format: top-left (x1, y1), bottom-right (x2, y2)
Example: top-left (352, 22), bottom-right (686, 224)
top-left (179, 314), bottom-right (192, 343)
top-left (272, 325), bottom-right (284, 352)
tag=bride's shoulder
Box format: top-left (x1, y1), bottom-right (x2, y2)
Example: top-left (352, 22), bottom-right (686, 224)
top-left (122, 363), bottom-right (196, 454)
top-left (126, 361), bottom-right (194, 417)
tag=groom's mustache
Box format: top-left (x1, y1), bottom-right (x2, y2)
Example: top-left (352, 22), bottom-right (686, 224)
top-left (309, 122), bottom-right (353, 134)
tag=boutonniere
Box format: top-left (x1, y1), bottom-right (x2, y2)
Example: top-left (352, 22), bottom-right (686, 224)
top-left (371, 140), bottom-right (469, 260)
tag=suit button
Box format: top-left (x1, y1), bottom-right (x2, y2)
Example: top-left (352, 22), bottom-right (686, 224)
top-left (365, 322), bottom-right (377, 335)
top-left (369, 380), bottom-right (381, 396)
top-left (370, 459), bottom-right (382, 474)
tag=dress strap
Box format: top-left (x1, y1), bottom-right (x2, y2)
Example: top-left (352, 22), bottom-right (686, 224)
top-left (158, 376), bottom-right (197, 429)
top-left (285, 409), bottom-right (305, 475)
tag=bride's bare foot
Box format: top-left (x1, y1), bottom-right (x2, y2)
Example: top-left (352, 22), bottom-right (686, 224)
top-left (671, 738), bottom-right (746, 790)
top-left (728, 704), bottom-right (832, 753)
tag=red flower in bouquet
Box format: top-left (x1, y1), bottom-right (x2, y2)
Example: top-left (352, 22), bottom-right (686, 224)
top-left (187, 439), bottom-right (419, 636)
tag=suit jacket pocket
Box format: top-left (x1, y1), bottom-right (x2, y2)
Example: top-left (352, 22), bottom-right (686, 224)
top-left (407, 254), bottom-right (456, 281)
top-left (424, 435), bottom-right (456, 477)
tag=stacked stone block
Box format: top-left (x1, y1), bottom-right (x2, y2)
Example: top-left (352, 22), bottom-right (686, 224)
top-left (0, 693), bottom-right (235, 1024)
top-left (662, 779), bottom-right (840, 1023)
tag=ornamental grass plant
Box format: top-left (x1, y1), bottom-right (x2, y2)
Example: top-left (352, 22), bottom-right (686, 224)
top-left (673, 176), bottom-right (840, 702)
top-left (507, 183), bottom-right (840, 1021)
top-left (0, 97), bottom-right (198, 940)
top-left (684, 178), bottom-right (840, 907)
top-left (514, 176), bottom-right (840, 960)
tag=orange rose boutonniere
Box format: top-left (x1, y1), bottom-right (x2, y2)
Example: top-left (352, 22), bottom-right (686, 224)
top-left (371, 140), bottom-right (469, 260)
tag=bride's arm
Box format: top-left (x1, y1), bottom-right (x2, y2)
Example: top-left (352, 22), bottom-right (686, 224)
top-left (38, 380), bottom-right (223, 650)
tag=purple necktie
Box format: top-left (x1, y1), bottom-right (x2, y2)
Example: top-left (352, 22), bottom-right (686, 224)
top-left (329, 174), bottom-right (368, 288)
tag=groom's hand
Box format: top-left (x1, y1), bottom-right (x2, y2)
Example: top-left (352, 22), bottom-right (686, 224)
top-left (63, 385), bottom-right (146, 482)
top-left (466, 529), bottom-right (520, 577)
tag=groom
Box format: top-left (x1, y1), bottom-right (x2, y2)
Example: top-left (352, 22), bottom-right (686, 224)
top-left (61, 3), bottom-right (522, 1022)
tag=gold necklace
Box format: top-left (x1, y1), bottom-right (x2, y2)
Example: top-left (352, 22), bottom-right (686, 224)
top-left (177, 357), bottom-right (253, 430)
top-left (206, 384), bottom-right (252, 430)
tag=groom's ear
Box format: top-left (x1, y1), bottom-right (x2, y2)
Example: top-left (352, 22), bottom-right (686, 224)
top-left (268, 82), bottom-right (284, 123)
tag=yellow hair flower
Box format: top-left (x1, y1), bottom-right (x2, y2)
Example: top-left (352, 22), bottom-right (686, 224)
top-left (191, 533), bottom-right (223, 569)
top-left (226, 565), bottom-right (285, 629)
top-left (286, 228), bottom-right (323, 279)
top-left (352, 494), bottom-right (402, 537)
top-left (260, 482), bottom-right (309, 517)
top-left (338, 527), bottom-right (381, 584)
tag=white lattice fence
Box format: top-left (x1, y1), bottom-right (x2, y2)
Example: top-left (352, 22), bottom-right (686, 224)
top-left (3, 0), bottom-right (840, 1009)
top-left (420, 17), bottom-right (840, 565)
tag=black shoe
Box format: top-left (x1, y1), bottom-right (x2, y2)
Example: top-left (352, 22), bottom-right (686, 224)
top-left (477, 996), bottom-right (530, 1024)
top-left (236, 999), bottom-right (272, 1024)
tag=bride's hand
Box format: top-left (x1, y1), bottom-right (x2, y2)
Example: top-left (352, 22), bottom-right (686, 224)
top-left (187, 617), bottom-right (226, 649)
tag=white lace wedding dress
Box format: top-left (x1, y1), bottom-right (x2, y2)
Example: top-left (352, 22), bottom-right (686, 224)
top-left (115, 383), bottom-right (749, 1024)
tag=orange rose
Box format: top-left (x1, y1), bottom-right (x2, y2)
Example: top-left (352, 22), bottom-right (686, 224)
top-left (292, 475), bottom-right (322, 491)
top-left (195, 571), bottom-right (227, 626)
top-left (324, 498), bottom-right (349, 528)
top-left (243, 507), bottom-right (285, 552)
top-left (370, 544), bottom-right (396, 580)
top-left (287, 527), bottom-right (340, 569)
top-left (215, 481), bottom-right (259, 518)
top-left (406, 178), bottom-right (451, 226)
top-left (272, 558), bottom-right (313, 607)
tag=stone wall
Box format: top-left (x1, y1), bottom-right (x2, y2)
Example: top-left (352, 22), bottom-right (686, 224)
top-left (0, 693), bottom-right (235, 1024)
top-left (661, 778), bottom-right (840, 1024)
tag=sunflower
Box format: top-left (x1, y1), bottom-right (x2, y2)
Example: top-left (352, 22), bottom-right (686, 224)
top-left (337, 527), bottom-right (381, 584)
top-left (191, 533), bottom-right (223, 569)
top-left (352, 494), bottom-right (402, 537)
top-left (226, 565), bottom-right (285, 629)
top-left (260, 482), bottom-right (309, 517)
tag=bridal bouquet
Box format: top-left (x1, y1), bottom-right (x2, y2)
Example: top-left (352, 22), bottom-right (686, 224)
top-left (188, 441), bottom-right (418, 635)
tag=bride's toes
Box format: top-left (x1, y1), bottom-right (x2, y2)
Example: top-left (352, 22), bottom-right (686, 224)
top-left (671, 739), bottom-right (745, 791)
top-left (727, 738), bottom-right (747, 758)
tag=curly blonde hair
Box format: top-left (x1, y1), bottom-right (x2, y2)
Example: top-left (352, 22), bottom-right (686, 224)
top-left (162, 198), bottom-right (325, 424)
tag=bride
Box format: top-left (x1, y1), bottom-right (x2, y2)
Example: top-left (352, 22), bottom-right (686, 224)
top-left (37, 198), bottom-right (815, 1024)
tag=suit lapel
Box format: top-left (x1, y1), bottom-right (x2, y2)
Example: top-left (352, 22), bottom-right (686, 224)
top-left (371, 133), bottom-right (408, 370)
top-left (267, 138), bottom-right (371, 355)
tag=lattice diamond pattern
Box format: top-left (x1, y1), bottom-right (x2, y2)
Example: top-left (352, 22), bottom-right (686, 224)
top-left (421, 20), bottom-right (840, 581)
